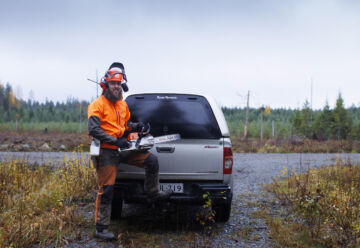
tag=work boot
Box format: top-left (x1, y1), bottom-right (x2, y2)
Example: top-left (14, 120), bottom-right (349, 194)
top-left (95, 229), bottom-right (115, 240)
top-left (147, 189), bottom-right (173, 203)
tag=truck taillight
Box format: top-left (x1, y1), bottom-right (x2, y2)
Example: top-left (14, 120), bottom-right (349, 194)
top-left (223, 147), bottom-right (233, 174)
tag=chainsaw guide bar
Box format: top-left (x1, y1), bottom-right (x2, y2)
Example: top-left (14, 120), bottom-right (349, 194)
top-left (118, 134), bottom-right (181, 153)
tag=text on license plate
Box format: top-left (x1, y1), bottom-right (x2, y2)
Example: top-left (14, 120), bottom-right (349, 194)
top-left (159, 183), bottom-right (184, 193)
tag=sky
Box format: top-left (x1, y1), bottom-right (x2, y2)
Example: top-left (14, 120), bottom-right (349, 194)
top-left (0, 0), bottom-right (359, 109)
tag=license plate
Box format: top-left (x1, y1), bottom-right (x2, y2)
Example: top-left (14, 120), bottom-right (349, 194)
top-left (159, 183), bottom-right (184, 193)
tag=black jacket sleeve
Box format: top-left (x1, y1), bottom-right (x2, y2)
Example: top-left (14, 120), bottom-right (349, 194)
top-left (88, 116), bottom-right (117, 145)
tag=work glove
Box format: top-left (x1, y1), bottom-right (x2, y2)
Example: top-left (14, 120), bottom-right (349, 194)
top-left (133, 122), bottom-right (146, 132)
top-left (115, 137), bottom-right (131, 150)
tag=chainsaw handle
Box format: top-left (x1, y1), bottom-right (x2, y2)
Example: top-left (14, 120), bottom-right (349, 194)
top-left (135, 123), bottom-right (151, 148)
top-left (145, 123), bottom-right (150, 133)
top-left (139, 123), bottom-right (150, 135)
top-left (135, 136), bottom-right (141, 148)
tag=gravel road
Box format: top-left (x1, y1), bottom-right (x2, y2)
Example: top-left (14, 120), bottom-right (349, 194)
top-left (0, 151), bottom-right (89, 166)
top-left (2, 152), bottom-right (360, 247)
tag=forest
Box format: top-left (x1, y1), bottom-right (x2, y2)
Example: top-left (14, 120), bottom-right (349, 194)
top-left (223, 97), bottom-right (360, 140)
top-left (1, 82), bottom-right (360, 140)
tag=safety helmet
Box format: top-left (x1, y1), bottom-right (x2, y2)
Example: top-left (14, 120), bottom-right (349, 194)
top-left (100, 63), bottom-right (129, 93)
top-left (100, 68), bottom-right (124, 90)
top-left (105, 68), bottom-right (124, 82)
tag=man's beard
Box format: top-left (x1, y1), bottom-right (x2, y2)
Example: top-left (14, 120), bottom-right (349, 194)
top-left (104, 88), bottom-right (123, 103)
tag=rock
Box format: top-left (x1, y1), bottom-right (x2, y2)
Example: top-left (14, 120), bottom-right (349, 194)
top-left (14, 138), bottom-right (25, 144)
top-left (22, 144), bottom-right (31, 150)
top-left (20, 144), bottom-right (31, 151)
top-left (59, 144), bottom-right (66, 151)
top-left (0, 144), bottom-right (9, 150)
top-left (40, 143), bottom-right (51, 151)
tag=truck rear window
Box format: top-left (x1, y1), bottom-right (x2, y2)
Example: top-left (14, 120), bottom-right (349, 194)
top-left (125, 94), bottom-right (222, 139)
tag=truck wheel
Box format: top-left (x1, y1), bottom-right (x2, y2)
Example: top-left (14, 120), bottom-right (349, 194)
top-left (213, 201), bottom-right (232, 222)
top-left (111, 198), bottom-right (123, 220)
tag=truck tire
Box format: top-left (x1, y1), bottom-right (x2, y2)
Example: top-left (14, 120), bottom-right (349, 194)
top-left (213, 201), bottom-right (232, 222)
top-left (111, 198), bottom-right (123, 220)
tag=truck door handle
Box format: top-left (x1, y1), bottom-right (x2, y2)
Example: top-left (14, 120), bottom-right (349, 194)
top-left (156, 147), bottom-right (175, 153)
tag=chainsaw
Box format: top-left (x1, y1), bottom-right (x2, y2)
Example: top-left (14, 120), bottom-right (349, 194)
top-left (89, 124), bottom-right (180, 156)
top-left (118, 123), bottom-right (180, 152)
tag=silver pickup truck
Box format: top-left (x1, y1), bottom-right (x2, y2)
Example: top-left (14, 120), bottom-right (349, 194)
top-left (112, 93), bottom-right (234, 222)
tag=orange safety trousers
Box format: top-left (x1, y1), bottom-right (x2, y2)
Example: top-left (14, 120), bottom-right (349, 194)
top-left (95, 150), bottom-right (159, 231)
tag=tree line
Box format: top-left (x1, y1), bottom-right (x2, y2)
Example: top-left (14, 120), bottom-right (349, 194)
top-left (0, 82), bottom-right (88, 123)
top-left (222, 93), bottom-right (360, 140)
top-left (1, 82), bottom-right (359, 140)
top-left (292, 95), bottom-right (360, 140)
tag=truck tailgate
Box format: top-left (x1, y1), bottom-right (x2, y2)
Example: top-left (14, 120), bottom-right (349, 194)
top-left (117, 138), bottom-right (223, 181)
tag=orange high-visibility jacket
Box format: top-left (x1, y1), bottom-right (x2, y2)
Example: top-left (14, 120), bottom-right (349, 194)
top-left (88, 95), bottom-right (131, 149)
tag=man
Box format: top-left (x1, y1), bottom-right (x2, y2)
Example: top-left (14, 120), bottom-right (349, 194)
top-left (88, 65), bottom-right (172, 240)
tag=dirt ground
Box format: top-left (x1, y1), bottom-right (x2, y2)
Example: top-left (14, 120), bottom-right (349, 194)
top-left (0, 131), bottom-right (89, 152)
top-left (1, 131), bottom-right (359, 154)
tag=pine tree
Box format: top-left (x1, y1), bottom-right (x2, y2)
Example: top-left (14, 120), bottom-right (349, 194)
top-left (313, 101), bottom-right (335, 139)
top-left (333, 93), bottom-right (350, 139)
top-left (292, 100), bottom-right (313, 138)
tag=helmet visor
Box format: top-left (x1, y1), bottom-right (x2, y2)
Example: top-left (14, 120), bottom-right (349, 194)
top-left (107, 72), bottom-right (123, 82)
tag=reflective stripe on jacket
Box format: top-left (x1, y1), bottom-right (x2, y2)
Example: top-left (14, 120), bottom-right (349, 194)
top-left (88, 95), bottom-right (130, 149)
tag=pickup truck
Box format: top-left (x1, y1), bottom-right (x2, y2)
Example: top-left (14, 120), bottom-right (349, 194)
top-left (112, 93), bottom-right (233, 222)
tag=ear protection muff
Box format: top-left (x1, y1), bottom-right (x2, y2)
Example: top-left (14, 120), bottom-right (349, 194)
top-left (100, 78), bottom-right (108, 90)
top-left (121, 83), bottom-right (129, 92)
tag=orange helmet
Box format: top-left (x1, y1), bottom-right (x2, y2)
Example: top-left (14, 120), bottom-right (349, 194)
top-left (105, 68), bottom-right (124, 82)
top-left (100, 68), bottom-right (124, 91)
top-left (100, 63), bottom-right (129, 93)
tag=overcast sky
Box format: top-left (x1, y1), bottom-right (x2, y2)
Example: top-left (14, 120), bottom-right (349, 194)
top-left (0, 0), bottom-right (359, 109)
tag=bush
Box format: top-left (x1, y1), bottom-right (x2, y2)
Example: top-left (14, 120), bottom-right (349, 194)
top-left (0, 155), bottom-right (96, 247)
top-left (265, 161), bottom-right (360, 247)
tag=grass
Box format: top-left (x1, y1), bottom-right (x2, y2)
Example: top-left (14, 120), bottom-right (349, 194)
top-left (0, 155), bottom-right (219, 247)
top-left (0, 154), bottom-right (97, 247)
top-left (263, 159), bottom-right (360, 247)
top-left (0, 121), bottom-right (88, 133)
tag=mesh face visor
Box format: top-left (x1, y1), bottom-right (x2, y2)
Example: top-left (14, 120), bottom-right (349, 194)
top-left (105, 72), bottom-right (123, 82)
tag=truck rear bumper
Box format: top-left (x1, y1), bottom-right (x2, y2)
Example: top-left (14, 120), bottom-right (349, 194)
top-left (113, 180), bottom-right (232, 204)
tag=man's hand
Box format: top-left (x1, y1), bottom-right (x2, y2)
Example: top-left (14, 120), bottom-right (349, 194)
top-left (115, 138), bottom-right (131, 150)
